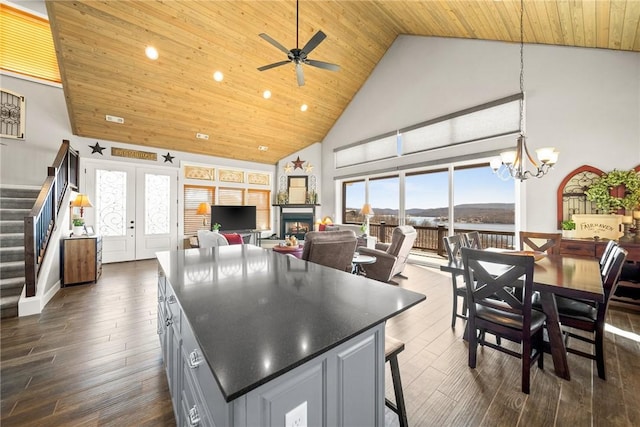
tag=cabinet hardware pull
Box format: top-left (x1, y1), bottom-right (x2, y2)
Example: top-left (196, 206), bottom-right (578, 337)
top-left (188, 349), bottom-right (203, 369)
top-left (158, 295), bottom-right (165, 303)
top-left (168, 295), bottom-right (177, 304)
top-left (165, 317), bottom-right (173, 326)
top-left (188, 405), bottom-right (201, 426)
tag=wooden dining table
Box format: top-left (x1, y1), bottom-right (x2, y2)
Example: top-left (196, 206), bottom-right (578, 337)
top-left (440, 251), bottom-right (604, 380)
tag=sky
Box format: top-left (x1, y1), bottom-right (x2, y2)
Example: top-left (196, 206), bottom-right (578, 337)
top-left (347, 166), bottom-right (515, 210)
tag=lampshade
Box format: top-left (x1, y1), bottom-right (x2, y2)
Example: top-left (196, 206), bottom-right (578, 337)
top-left (196, 202), bottom-right (211, 215)
top-left (321, 216), bottom-right (333, 225)
top-left (71, 194), bottom-right (93, 208)
top-left (360, 203), bottom-right (374, 216)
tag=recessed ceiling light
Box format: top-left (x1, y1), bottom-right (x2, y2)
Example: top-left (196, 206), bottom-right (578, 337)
top-left (213, 71), bottom-right (224, 82)
top-left (300, 104), bottom-right (308, 112)
top-left (258, 145), bottom-right (269, 151)
top-left (145, 46), bottom-right (158, 60)
top-left (263, 90), bottom-right (271, 99)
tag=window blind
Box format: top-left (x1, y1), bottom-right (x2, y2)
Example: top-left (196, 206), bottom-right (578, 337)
top-left (184, 185), bottom-right (214, 236)
top-left (0, 4), bottom-right (61, 83)
top-left (335, 133), bottom-right (399, 168)
top-left (247, 189), bottom-right (271, 231)
top-left (218, 187), bottom-right (244, 206)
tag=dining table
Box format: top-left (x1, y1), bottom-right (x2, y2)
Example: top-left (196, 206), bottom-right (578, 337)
top-left (440, 250), bottom-right (604, 380)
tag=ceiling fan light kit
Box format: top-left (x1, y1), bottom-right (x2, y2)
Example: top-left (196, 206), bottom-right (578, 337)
top-left (257, 0), bottom-right (340, 86)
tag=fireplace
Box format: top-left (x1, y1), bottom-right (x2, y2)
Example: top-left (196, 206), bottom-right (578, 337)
top-left (281, 213), bottom-right (314, 240)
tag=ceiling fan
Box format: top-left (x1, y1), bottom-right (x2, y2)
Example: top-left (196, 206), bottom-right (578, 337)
top-left (257, 0), bottom-right (340, 87)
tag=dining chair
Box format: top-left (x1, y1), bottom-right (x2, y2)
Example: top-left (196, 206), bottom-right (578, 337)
top-left (443, 234), bottom-right (467, 328)
top-left (555, 246), bottom-right (628, 379)
top-left (599, 240), bottom-right (619, 272)
top-left (519, 231), bottom-right (562, 255)
top-left (461, 247), bottom-right (546, 394)
top-left (463, 231), bottom-right (483, 249)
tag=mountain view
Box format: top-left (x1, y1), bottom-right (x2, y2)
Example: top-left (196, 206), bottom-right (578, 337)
top-left (347, 203), bottom-right (515, 225)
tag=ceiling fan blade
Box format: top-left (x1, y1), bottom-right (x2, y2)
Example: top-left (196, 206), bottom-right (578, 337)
top-left (258, 60), bottom-right (291, 71)
top-left (305, 59), bottom-right (340, 72)
top-left (301, 30), bottom-right (326, 55)
top-left (296, 63), bottom-right (305, 86)
top-left (259, 33), bottom-right (291, 55)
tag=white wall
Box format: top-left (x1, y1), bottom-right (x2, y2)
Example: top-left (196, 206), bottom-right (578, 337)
top-left (321, 35), bottom-right (640, 232)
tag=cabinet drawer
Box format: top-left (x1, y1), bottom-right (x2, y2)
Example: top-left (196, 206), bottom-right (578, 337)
top-left (181, 318), bottom-right (230, 426)
top-left (560, 241), bottom-right (595, 257)
top-left (182, 365), bottom-right (215, 427)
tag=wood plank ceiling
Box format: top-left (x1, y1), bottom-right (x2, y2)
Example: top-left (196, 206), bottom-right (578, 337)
top-left (45, 1), bottom-right (640, 165)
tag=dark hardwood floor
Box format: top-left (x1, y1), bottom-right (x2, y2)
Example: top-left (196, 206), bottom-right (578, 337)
top-left (2, 259), bottom-right (639, 426)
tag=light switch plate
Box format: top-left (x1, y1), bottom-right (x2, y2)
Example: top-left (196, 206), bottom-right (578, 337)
top-left (285, 401), bottom-right (307, 427)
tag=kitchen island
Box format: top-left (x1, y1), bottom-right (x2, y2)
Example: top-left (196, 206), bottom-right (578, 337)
top-left (156, 244), bottom-right (425, 427)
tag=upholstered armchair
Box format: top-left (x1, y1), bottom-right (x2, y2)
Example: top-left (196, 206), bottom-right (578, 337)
top-left (358, 226), bottom-right (417, 283)
top-left (197, 230), bottom-right (230, 248)
top-left (301, 230), bottom-right (357, 272)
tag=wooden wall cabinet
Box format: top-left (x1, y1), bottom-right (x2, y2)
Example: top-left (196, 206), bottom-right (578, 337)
top-left (61, 235), bottom-right (102, 286)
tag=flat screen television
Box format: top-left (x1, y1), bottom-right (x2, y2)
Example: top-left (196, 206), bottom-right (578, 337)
top-left (210, 205), bottom-right (257, 231)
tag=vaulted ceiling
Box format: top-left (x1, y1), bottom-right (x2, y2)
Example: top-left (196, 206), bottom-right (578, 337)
top-left (45, 1), bottom-right (640, 165)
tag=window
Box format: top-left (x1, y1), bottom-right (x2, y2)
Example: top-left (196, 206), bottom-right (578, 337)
top-left (247, 189), bottom-right (271, 231)
top-left (343, 180), bottom-right (365, 223)
top-left (0, 4), bottom-right (61, 83)
top-left (369, 176), bottom-right (399, 226)
top-left (405, 169), bottom-right (449, 227)
top-left (184, 185), bottom-right (215, 236)
top-left (453, 164), bottom-right (514, 231)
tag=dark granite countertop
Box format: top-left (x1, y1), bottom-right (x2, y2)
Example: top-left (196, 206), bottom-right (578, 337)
top-left (156, 245), bottom-right (425, 402)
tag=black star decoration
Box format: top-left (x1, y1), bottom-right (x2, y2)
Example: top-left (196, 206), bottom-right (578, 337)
top-left (89, 142), bottom-right (105, 155)
top-left (162, 152), bottom-right (175, 163)
top-left (292, 156), bottom-right (305, 170)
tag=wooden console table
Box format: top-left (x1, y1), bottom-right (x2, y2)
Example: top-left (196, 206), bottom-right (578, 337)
top-left (560, 237), bottom-right (640, 310)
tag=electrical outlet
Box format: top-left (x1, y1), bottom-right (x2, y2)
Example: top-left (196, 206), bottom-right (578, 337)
top-left (285, 401), bottom-right (307, 427)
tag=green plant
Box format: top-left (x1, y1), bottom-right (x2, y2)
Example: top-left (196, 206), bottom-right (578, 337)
top-left (72, 218), bottom-right (84, 226)
top-left (212, 222), bottom-right (221, 231)
top-left (561, 219), bottom-right (575, 230)
top-left (585, 169), bottom-right (640, 213)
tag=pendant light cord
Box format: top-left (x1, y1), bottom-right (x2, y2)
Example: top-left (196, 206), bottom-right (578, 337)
top-left (519, 0), bottom-right (525, 135)
top-left (296, 0), bottom-right (299, 49)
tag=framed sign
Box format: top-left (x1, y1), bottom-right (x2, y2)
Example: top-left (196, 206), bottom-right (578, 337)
top-left (288, 176), bottom-right (308, 204)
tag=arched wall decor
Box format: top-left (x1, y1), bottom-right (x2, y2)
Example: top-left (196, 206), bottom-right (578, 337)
top-left (557, 164), bottom-right (640, 228)
top-left (556, 165), bottom-right (603, 228)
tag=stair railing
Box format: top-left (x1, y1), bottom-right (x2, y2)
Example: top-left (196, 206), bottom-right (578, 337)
top-left (24, 140), bottom-right (79, 297)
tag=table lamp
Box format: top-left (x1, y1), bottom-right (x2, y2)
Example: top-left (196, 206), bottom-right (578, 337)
top-left (71, 194), bottom-right (93, 218)
top-left (360, 203), bottom-right (374, 236)
top-left (196, 202), bottom-right (211, 227)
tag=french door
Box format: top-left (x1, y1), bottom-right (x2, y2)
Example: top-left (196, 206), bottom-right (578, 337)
top-left (83, 160), bottom-right (178, 263)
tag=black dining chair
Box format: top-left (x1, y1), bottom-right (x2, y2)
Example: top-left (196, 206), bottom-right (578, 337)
top-left (555, 246), bottom-right (627, 379)
top-left (443, 234), bottom-right (467, 328)
top-left (461, 247), bottom-right (546, 394)
top-left (599, 240), bottom-right (619, 272)
top-left (519, 231), bottom-right (562, 255)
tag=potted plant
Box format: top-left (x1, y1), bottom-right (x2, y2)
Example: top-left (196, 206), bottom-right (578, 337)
top-left (72, 217), bottom-right (85, 235)
top-left (585, 169), bottom-right (640, 213)
top-left (561, 219), bottom-right (576, 238)
top-left (212, 222), bottom-right (221, 232)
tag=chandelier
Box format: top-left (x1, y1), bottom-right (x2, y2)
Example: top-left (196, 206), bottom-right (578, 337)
top-left (490, 0), bottom-right (559, 181)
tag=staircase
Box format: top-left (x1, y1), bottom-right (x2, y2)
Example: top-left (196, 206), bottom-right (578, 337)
top-left (0, 188), bottom-right (39, 318)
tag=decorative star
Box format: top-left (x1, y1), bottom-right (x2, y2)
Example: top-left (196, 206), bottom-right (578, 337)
top-left (162, 152), bottom-right (175, 163)
top-left (304, 162), bottom-right (314, 173)
top-left (292, 156), bottom-right (305, 170)
top-left (283, 163), bottom-right (293, 174)
top-left (89, 142), bottom-right (105, 155)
